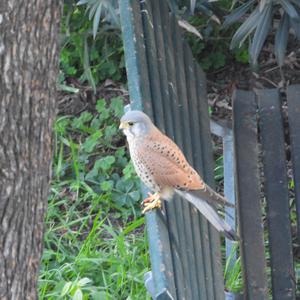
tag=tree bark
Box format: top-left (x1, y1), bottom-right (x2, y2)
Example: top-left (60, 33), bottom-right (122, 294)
top-left (0, 1), bottom-right (62, 299)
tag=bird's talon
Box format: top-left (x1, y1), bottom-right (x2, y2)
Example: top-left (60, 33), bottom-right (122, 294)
top-left (142, 192), bottom-right (158, 205)
top-left (141, 193), bottom-right (162, 214)
top-left (142, 199), bottom-right (162, 214)
top-left (141, 196), bottom-right (152, 206)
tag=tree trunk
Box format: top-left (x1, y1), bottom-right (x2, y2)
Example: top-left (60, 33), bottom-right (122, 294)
top-left (0, 1), bottom-right (62, 299)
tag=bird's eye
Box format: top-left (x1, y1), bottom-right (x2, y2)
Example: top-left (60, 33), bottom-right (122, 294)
top-left (128, 122), bottom-right (134, 126)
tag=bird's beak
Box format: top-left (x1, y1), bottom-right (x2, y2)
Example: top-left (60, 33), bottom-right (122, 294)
top-left (119, 122), bottom-right (129, 130)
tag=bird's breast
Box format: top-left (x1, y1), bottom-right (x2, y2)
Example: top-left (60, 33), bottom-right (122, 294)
top-left (129, 144), bottom-right (161, 193)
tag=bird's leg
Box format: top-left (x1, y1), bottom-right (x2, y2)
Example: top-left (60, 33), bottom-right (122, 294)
top-left (142, 192), bottom-right (162, 214)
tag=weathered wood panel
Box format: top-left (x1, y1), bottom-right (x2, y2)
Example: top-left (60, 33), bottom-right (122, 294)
top-left (287, 85), bottom-right (300, 243)
top-left (233, 90), bottom-right (268, 300)
top-left (120, 0), bottom-right (224, 299)
top-left (258, 89), bottom-right (295, 300)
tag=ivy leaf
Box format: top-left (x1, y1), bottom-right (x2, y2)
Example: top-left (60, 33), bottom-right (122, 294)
top-left (100, 180), bottom-right (114, 192)
top-left (72, 112), bottom-right (93, 129)
top-left (86, 156), bottom-right (115, 180)
top-left (97, 156), bottom-right (116, 172)
top-left (96, 99), bottom-right (106, 113)
top-left (90, 116), bottom-right (102, 130)
top-left (110, 97), bottom-right (124, 117)
top-left (96, 99), bottom-right (110, 121)
top-left (123, 162), bottom-right (136, 180)
top-left (116, 179), bottom-right (134, 192)
top-left (128, 191), bottom-right (140, 202)
top-left (85, 168), bottom-right (98, 181)
top-left (104, 125), bottom-right (117, 140)
top-left (82, 131), bottom-right (102, 153)
top-left (112, 179), bottom-right (141, 207)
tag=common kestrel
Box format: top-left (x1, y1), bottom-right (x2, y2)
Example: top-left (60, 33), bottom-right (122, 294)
top-left (120, 110), bottom-right (238, 241)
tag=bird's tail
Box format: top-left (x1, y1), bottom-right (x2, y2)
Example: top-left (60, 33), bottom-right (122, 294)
top-left (192, 184), bottom-right (235, 208)
top-left (175, 189), bottom-right (239, 241)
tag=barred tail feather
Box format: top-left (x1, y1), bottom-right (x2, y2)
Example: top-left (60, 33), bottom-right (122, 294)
top-left (175, 189), bottom-right (239, 241)
top-left (193, 184), bottom-right (235, 208)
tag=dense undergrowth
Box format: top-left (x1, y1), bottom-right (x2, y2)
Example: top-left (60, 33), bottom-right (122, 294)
top-left (38, 98), bottom-right (151, 299)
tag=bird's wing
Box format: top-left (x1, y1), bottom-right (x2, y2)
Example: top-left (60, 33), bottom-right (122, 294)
top-left (139, 130), bottom-right (234, 208)
top-left (139, 130), bottom-right (204, 190)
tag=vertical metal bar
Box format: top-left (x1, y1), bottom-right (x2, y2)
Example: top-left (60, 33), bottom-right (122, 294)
top-left (210, 121), bottom-right (237, 264)
top-left (195, 64), bottom-right (224, 300)
top-left (140, 1), bottom-right (165, 127)
top-left (119, 0), bottom-right (152, 113)
top-left (223, 130), bottom-right (236, 261)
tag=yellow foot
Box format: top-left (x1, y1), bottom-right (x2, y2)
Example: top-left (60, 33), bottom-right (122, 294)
top-left (142, 192), bottom-right (162, 214)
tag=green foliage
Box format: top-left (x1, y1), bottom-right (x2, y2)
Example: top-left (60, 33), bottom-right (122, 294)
top-left (176, 0), bottom-right (300, 67)
top-left (224, 244), bottom-right (243, 293)
top-left (186, 12), bottom-right (250, 71)
top-left (39, 98), bottom-right (150, 299)
top-left (60, 1), bottom-right (125, 91)
top-left (214, 155), bottom-right (224, 182)
top-left (233, 46), bottom-right (249, 64)
top-left (53, 97), bottom-right (141, 213)
top-left (224, 0), bottom-right (300, 66)
top-left (77, 0), bottom-right (119, 39)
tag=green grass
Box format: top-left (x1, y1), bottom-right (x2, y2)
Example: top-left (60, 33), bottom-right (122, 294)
top-left (39, 98), bottom-right (150, 300)
top-left (39, 197), bottom-right (149, 299)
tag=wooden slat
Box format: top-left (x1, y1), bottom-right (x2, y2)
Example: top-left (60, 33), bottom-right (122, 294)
top-left (162, 5), bottom-right (199, 299)
top-left (257, 89), bottom-right (295, 300)
top-left (233, 90), bottom-right (268, 300)
top-left (195, 63), bottom-right (224, 300)
top-left (141, 0), bottom-right (213, 299)
top-left (120, 1), bottom-right (224, 299)
top-left (139, 0), bottom-right (165, 130)
top-left (157, 5), bottom-right (187, 300)
top-left (183, 43), bottom-right (208, 299)
top-left (287, 85), bottom-right (300, 242)
top-left (145, 1), bottom-right (190, 299)
top-left (173, 11), bottom-right (223, 299)
top-left (120, 1), bottom-right (175, 298)
top-left (119, 0), bottom-right (152, 114)
top-left (141, 0), bottom-right (179, 295)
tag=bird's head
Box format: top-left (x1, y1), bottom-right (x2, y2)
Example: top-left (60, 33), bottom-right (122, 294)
top-left (119, 110), bottom-right (154, 139)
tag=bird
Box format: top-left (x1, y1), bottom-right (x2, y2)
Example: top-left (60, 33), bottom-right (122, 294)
top-left (119, 110), bottom-right (238, 241)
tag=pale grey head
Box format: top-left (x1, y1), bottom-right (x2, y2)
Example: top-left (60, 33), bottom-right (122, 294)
top-left (119, 110), bottom-right (155, 139)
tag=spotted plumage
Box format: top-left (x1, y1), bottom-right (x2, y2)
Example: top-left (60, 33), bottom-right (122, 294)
top-left (119, 110), bottom-right (238, 241)
top-left (130, 128), bottom-right (204, 196)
